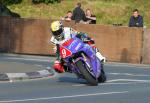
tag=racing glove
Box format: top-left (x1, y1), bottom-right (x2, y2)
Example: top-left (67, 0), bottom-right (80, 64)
top-left (53, 60), bottom-right (65, 73)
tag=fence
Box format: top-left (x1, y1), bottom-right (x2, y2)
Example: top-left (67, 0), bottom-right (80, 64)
top-left (0, 17), bottom-right (145, 63)
top-left (142, 29), bottom-right (150, 64)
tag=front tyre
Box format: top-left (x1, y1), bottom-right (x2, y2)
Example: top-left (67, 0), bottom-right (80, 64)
top-left (76, 60), bottom-right (98, 86)
top-left (98, 64), bottom-right (106, 83)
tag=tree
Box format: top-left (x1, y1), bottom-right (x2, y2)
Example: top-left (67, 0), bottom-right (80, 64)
top-left (0, 2), bottom-right (20, 17)
top-left (0, 0), bottom-right (22, 5)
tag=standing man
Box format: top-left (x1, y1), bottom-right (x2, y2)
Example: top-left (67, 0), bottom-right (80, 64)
top-left (71, 2), bottom-right (86, 23)
top-left (129, 9), bottom-right (143, 27)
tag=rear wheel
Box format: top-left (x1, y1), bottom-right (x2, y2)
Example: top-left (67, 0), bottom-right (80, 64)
top-left (76, 60), bottom-right (98, 86)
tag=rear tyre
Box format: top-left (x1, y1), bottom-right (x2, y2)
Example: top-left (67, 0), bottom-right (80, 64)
top-left (76, 60), bottom-right (98, 86)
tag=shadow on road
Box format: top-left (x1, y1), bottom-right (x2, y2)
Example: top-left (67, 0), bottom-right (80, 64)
top-left (58, 76), bottom-right (87, 85)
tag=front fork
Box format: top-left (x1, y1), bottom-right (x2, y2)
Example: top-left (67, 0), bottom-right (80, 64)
top-left (72, 53), bottom-right (96, 78)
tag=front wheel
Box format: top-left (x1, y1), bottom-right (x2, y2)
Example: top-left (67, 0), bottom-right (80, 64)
top-left (98, 64), bottom-right (106, 83)
top-left (76, 60), bottom-right (98, 86)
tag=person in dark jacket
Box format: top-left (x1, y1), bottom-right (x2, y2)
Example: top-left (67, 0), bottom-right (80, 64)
top-left (71, 3), bottom-right (86, 23)
top-left (129, 9), bottom-right (143, 27)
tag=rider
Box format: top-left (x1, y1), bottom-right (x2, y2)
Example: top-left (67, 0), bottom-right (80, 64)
top-left (50, 21), bottom-right (106, 73)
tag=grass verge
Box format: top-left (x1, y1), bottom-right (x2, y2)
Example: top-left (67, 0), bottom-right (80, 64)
top-left (8, 0), bottom-right (150, 28)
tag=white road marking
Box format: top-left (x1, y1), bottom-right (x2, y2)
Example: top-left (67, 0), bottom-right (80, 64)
top-left (35, 64), bottom-right (43, 67)
top-left (108, 73), bottom-right (150, 77)
top-left (0, 91), bottom-right (128, 103)
top-left (107, 79), bottom-right (150, 83)
top-left (73, 81), bottom-right (150, 87)
top-left (4, 57), bottom-right (53, 62)
top-left (73, 79), bottom-right (150, 87)
top-left (100, 82), bottom-right (150, 85)
top-left (72, 84), bottom-right (87, 86)
top-left (105, 63), bottom-right (150, 69)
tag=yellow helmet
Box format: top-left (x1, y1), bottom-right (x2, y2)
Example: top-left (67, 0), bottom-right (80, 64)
top-left (50, 21), bottom-right (64, 40)
top-left (51, 21), bottom-right (62, 32)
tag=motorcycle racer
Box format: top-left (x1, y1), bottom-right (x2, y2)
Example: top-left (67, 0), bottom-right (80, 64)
top-left (50, 21), bottom-right (106, 73)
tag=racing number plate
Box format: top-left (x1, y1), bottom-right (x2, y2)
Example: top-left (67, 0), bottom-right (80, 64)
top-left (60, 46), bottom-right (72, 58)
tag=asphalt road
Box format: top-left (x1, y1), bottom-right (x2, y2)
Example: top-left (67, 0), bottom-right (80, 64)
top-left (0, 54), bottom-right (150, 103)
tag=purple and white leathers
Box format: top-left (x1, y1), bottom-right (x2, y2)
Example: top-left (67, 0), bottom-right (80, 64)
top-left (51, 26), bottom-right (106, 62)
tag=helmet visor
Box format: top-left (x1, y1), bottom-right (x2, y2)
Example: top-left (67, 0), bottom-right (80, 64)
top-left (52, 28), bottom-right (64, 40)
top-left (52, 28), bottom-right (63, 36)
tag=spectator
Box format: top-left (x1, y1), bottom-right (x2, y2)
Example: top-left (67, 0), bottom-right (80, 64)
top-left (85, 8), bottom-right (96, 24)
top-left (129, 9), bottom-right (143, 27)
top-left (61, 11), bottom-right (72, 21)
top-left (71, 2), bottom-right (86, 23)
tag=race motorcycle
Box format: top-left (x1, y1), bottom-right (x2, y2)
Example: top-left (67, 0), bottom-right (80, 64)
top-left (59, 34), bottom-right (106, 86)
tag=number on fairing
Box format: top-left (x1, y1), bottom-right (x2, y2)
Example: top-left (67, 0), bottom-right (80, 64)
top-left (62, 49), bottom-right (66, 58)
top-left (60, 46), bottom-right (72, 58)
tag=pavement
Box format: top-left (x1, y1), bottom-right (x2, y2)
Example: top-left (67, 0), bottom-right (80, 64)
top-left (0, 53), bottom-right (55, 81)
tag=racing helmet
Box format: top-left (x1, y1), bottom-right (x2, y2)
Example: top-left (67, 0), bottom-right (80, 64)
top-left (51, 21), bottom-right (64, 40)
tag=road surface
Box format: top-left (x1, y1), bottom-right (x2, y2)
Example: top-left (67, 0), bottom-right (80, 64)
top-left (0, 54), bottom-right (150, 103)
